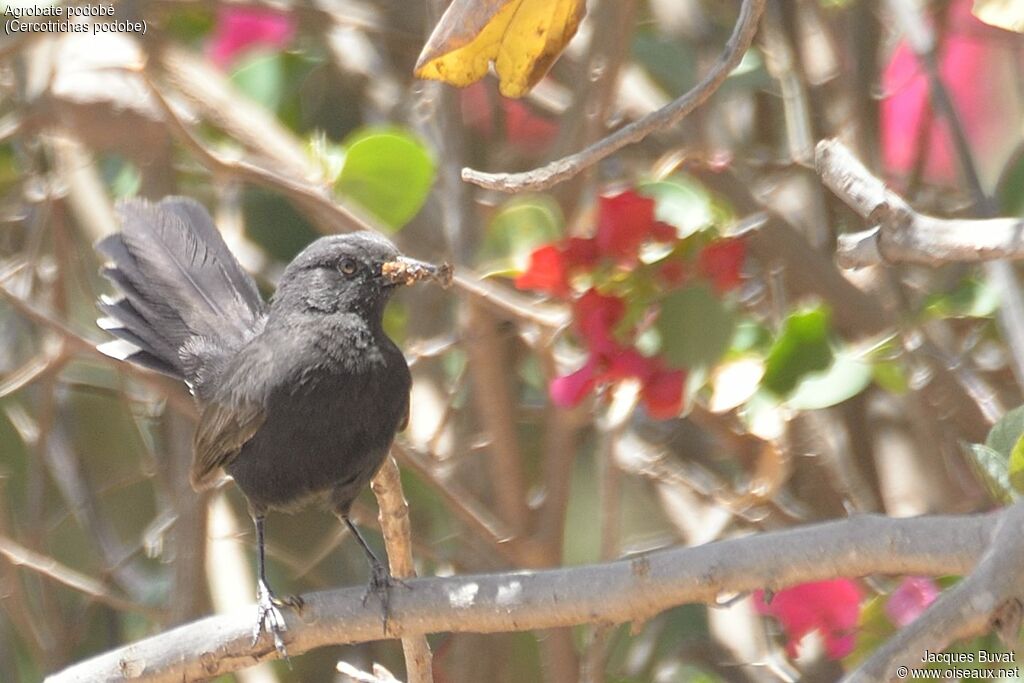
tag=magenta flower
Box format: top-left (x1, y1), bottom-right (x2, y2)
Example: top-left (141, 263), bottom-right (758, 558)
top-left (208, 7), bottom-right (296, 69)
top-left (885, 577), bottom-right (940, 627)
top-left (880, 0), bottom-right (1024, 185)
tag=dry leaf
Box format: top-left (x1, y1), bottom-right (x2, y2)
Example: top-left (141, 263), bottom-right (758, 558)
top-left (415, 0), bottom-right (585, 98)
top-left (973, 0), bottom-right (1024, 32)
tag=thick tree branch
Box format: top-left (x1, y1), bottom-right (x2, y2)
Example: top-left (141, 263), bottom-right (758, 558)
top-left (46, 511), bottom-right (995, 683)
top-left (460, 0), bottom-right (767, 193)
top-left (816, 139), bottom-right (1024, 268)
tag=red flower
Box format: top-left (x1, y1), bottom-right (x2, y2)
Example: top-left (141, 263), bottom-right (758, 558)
top-left (563, 237), bottom-right (600, 270)
top-left (658, 260), bottom-right (687, 286)
top-left (754, 579), bottom-right (863, 660)
top-left (595, 191), bottom-right (658, 262)
top-left (650, 221), bottom-right (677, 242)
top-left (573, 289), bottom-right (625, 353)
top-left (515, 245), bottom-right (570, 297)
top-left (641, 367), bottom-right (685, 419)
top-left (885, 577), bottom-right (939, 628)
top-left (461, 83), bottom-right (559, 155)
top-left (515, 238), bottom-right (604, 298)
top-left (698, 238), bottom-right (745, 293)
top-left (208, 7), bottom-right (295, 69)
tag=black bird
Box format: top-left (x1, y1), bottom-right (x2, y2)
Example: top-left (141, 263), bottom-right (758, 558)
top-left (94, 197), bottom-right (450, 654)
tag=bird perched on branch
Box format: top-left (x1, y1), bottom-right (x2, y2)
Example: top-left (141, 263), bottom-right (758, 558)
top-left (94, 197), bottom-right (451, 655)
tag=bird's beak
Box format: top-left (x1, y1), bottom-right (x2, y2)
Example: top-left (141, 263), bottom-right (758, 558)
top-left (381, 257), bottom-right (453, 288)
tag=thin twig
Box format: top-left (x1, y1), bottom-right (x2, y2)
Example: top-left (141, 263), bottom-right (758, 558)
top-left (0, 278), bottom-right (197, 417)
top-left (138, 64), bottom-right (567, 330)
top-left (460, 0), bottom-right (767, 192)
top-left (0, 535), bottom-right (157, 617)
top-left (394, 442), bottom-right (547, 566)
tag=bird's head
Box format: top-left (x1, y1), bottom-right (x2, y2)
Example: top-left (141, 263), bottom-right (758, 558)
top-left (271, 231), bottom-right (451, 320)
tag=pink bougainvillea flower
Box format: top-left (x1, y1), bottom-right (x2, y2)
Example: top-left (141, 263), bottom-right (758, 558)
top-left (208, 7), bottom-right (296, 69)
top-left (512, 188), bottom-right (704, 420)
top-left (515, 244), bottom-right (570, 297)
top-left (754, 579), bottom-right (863, 660)
top-left (548, 289), bottom-right (685, 418)
top-left (885, 577), bottom-right (940, 628)
top-left (881, 0), bottom-right (1024, 185)
top-left (549, 358), bottom-right (599, 408)
top-left (698, 238), bottom-right (746, 293)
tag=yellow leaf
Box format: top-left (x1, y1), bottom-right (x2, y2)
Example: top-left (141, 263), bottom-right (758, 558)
top-left (973, 0), bottom-right (1024, 32)
top-left (415, 0), bottom-right (585, 98)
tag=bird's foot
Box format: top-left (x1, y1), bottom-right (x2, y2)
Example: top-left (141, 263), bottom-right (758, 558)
top-left (252, 580), bottom-right (303, 658)
top-left (361, 561), bottom-right (410, 630)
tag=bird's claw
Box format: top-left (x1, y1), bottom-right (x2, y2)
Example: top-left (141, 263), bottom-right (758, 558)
top-left (252, 581), bottom-right (302, 659)
top-left (361, 562), bottom-right (410, 630)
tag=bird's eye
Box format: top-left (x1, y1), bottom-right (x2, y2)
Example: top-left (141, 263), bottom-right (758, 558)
top-left (339, 259), bottom-right (358, 277)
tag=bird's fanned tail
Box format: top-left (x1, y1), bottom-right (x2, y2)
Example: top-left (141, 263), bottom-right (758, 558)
top-left (95, 197), bottom-right (265, 382)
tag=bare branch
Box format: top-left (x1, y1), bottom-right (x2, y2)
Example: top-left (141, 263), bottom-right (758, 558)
top-left (46, 511), bottom-right (994, 683)
top-left (460, 0), bottom-right (767, 193)
top-left (816, 139), bottom-right (1024, 268)
top-left (0, 535), bottom-right (156, 617)
top-left (371, 457), bottom-right (433, 683)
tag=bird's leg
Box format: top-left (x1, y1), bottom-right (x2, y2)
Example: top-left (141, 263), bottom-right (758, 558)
top-left (251, 515), bottom-right (302, 658)
top-left (341, 516), bottom-right (408, 626)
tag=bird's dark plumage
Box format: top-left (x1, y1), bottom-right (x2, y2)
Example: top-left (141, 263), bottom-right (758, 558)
top-left (96, 196), bottom-right (449, 654)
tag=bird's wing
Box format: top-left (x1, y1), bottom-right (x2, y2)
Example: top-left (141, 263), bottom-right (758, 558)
top-left (190, 400), bottom-right (266, 490)
top-left (189, 335), bottom-right (275, 490)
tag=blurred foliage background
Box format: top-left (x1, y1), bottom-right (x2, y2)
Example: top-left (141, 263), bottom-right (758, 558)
top-left (2, 0), bottom-right (1024, 681)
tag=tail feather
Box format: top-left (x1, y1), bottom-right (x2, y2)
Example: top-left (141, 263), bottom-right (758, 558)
top-left (95, 197), bottom-right (265, 381)
top-left (97, 294), bottom-right (180, 363)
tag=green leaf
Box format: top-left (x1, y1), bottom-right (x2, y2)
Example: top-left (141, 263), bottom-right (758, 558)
top-left (335, 128), bottom-right (436, 231)
top-left (965, 443), bottom-right (1015, 503)
top-left (997, 146), bottom-right (1024, 215)
top-left (786, 351), bottom-right (873, 410)
top-left (100, 156), bottom-right (140, 199)
top-left (762, 306), bottom-right (833, 396)
top-left (631, 30), bottom-right (698, 96)
top-left (986, 404), bottom-right (1024, 457)
top-left (478, 196), bottom-right (563, 275)
top-left (923, 278), bottom-right (1000, 319)
top-left (845, 597), bottom-right (895, 667)
top-left (656, 283), bottom-right (736, 371)
top-left (871, 359), bottom-right (909, 395)
top-left (1010, 435), bottom-right (1024, 494)
top-left (231, 52), bottom-right (286, 113)
top-left (638, 177), bottom-right (713, 238)
top-left (729, 320), bottom-right (771, 355)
